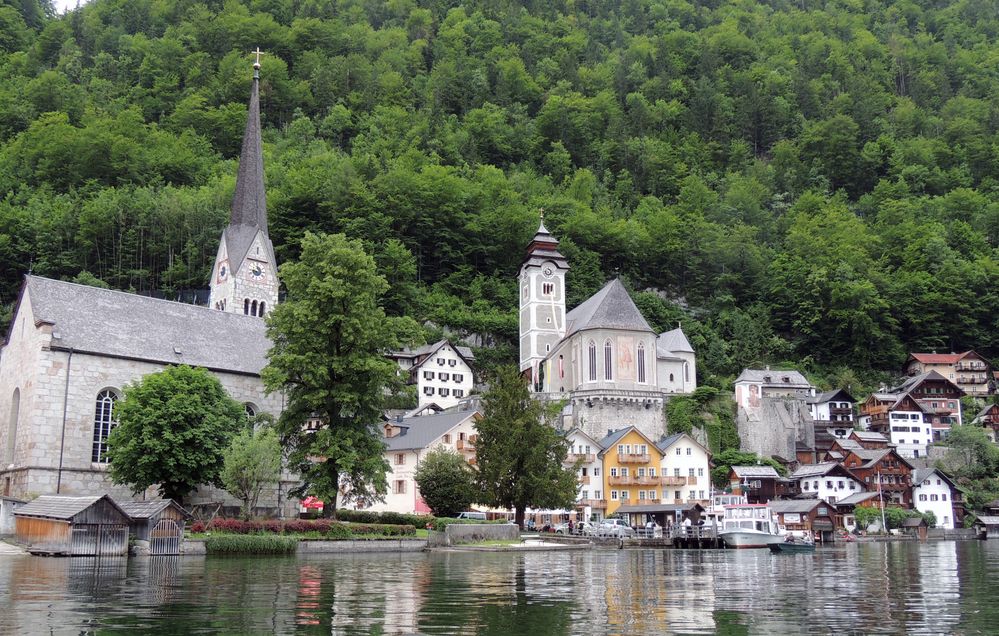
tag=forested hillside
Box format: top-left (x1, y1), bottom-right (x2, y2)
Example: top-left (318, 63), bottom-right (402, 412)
top-left (0, 0), bottom-right (997, 390)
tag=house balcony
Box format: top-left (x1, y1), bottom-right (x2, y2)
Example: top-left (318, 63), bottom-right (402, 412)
top-left (579, 499), bottom-right (607, 508)
top-left (617, 453), bottom-right (650, 464)
top-left (608, 475), bottom-right (660, 486)
top-left (957, 375), bottom-right (988, 384)
top-left (862, 405), bottom-right (890, 416)
top-left (566, 453), bottom-right (596, 464)
top-left (456, 439), bottom-right (475, 451)
top-left (956, 363), bottom-right (987, 372)
top-left (617, 499), bottom-right (632, 506)
top-left (829, 407), bottom-right (854, 416)
top-left (578, 475), bottom-right (591, 485)
top-left (637, 498), bottom-right (661, 505)
top-left (660, 476), bottom-right (688, 486)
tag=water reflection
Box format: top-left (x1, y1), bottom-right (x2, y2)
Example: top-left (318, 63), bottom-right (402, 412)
top-left (0, 542), bottom-right (997, 634)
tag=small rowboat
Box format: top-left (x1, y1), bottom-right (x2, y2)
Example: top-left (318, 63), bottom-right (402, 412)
top-left (769, 540), bottom-right (816, 553)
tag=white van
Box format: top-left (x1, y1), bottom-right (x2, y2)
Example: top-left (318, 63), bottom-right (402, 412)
top-left (456, 512), bottom-right (487, 521)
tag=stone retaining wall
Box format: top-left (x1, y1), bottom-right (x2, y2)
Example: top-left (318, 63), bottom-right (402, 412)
top-left (427, 523), bottom-right (520, 547)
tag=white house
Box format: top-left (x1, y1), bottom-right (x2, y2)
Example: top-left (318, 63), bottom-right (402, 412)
top-left (387, 340), bottom-right (475, 409)
top-left (807, 389), bottom-right (855, 424)
top-left (565, 428), bottom-right (604, 520)
top-left (912, 468), bottom-right (958, 529)
top-left (790, 462), bottom-right (865, 505)
top-left (734, 368), bottom-right (816, 410)
top-left (367, 410), bottom-right (481, 515)
top-left (861, 393), bottom-right (933, 459)
top-left (657, 432), bottom-right (712, 503)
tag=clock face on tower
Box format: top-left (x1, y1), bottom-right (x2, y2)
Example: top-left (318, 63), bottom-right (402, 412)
top-left (542, 266), bottom-right (554, 278)
top-left (216, 260), bottom-right (229, 283)
top-left (250, 262), bottom-right (266, 280)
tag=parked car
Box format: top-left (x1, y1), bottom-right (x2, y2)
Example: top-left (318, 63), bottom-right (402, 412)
top-left (554, 522), bottom-right (571, 535)
top-left (575, 521), bottom-right (598, 536)
top-left (456, 511), bottom-right (487, 521)
top-left (597, 518), bottom-right (635, 538)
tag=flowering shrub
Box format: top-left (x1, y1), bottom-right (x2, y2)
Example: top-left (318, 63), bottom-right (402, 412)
top-left (192, 517), bottom-right (416, 538)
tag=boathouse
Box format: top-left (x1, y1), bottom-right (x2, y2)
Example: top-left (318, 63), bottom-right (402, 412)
top-left (0, 495), bottom-right (25, 534)
top-left (118, 500), bottom-right (189, 555)
top-left (768, 499), bottom-right (837, 541)
top-left (974, 515), bottom-right (999, 539)
top-left (14, 495), bottom-right (130, 556)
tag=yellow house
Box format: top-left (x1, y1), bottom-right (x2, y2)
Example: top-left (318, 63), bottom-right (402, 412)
top-left (597, 426), bottom-right (666, 517)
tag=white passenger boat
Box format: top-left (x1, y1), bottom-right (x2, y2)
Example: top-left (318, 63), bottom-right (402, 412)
top-left (718, 504), bottom-right (785, 549)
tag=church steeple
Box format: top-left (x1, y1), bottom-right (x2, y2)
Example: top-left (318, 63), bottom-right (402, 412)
top-left (229, 51), bottom-right (267, 233)
top-left (209, 50), bottom-right (279, 318)
top-left (519, 211), bottom-right (569, 377)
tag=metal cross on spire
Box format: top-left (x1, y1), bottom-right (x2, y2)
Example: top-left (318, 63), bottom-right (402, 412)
top-left (252, 47), bottom-right (265, 79)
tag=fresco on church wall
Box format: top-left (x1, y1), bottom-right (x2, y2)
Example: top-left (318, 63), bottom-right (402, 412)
top-left (617, 337), bottom-right (635, 381)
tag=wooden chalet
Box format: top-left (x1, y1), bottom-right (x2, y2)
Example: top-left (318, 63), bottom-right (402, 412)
top-left (840, 447), bottom-right (914, 507)
top-left (729, 466), bottom-right (781, 504)
top-left (117, 500), bottom-right (189, 555)
top-left (973, 404), bottom-right (999, 443)
top-left (834, 491), bottom-right (880, 531)
top-left (14, 495), bottom-right (130, 556)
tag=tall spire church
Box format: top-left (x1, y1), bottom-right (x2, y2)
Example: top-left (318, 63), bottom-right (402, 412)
top-left (209, 55), bottom-right (279, 317)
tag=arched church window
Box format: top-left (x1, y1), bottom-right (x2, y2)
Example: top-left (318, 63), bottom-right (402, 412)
top-left (637, 343), bottom-right (646, 383)
top-left (588, 341), bottom-right (597, 381)
top-left (245, 403), bottom-right (257, 418)
top-left (669, 373), bottom-right (674, 383)
top-left (604, 340), bottom-right (613, 381)
top-left (259, 301), bottom-right (266, 315)
top-left (92, 389), bottom-right (118, 463)
top-left (684, 362), bottom-right (690, 382)
top-left (6, 388), bottom-right (19, 464)
top-left (251, 300), bottom-right (258, 316)
top-left (244, 298), bottom-right (250, 315)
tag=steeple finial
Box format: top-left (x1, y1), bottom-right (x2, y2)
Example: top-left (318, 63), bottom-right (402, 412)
top-left (252, 47), bottom-right (264, 79)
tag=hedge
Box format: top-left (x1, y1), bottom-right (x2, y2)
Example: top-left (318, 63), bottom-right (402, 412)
top-left (190, 518), bottom-right (415, 538)
top-left (204, 535), bottom-right (298, 555)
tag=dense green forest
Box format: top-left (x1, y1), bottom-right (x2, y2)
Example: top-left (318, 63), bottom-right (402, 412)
top-left (0, 0), bottom-right (997, 391)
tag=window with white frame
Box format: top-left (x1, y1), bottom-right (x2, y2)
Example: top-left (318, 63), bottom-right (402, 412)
top-left (611, 490), bottom-right (618, 500)
top-left (587, 341), bottom-right (598, 381)
top-left (439, 372), bottom-right (450, 381)
top-left (637, 343), bottom-right (646, 383)
top-left (604, 340), bottom-right (613, 380)
top-left (92, 389), bottom-right (118, 463)
top-left (437, 358), bottom-right (445, 365)
top-left (439, 388), bottom-right (450, 397)
top-left (610, 468), bottom-right (618, 477)
top-left (424, 371), bottom-right (434, 380)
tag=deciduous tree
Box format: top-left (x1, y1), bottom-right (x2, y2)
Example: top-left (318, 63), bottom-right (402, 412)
top-left (107, 365), bottom-right (245, 503)
top-left (263, 232), bottom-right (413, 517)
top-left (414, 447), bottom-right (475, 518)
top-left (221, 422), bottom-right (282, 520)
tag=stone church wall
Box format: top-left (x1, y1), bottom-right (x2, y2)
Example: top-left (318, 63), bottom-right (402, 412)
top-left (572, 398), bottom-right (666, 443)
top-left (736, 397), bottom-right (815, 460)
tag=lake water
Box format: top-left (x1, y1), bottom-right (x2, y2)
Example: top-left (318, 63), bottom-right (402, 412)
top-left (1, 540), bottom-right (996, 635)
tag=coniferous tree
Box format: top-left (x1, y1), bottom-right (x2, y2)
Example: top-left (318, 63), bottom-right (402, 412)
top-left (473, 366), bottom-right (578, 528)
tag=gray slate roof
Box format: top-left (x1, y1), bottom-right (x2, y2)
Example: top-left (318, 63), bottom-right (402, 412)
top-left (852, 431), bottom-right (888, 442)
top-left (768, 499), bottom-right (822, 514)
top-left (976, 516), bottom-right (999, 525)
top-left (224, 74), bottom-right (276, 273)
top-left (117, 500), bottom-right (188, 520)
top-left (400, 339), bottom-right (475, 365)
top-left (731, 465), bottom-right (780, 479)
top-left (807, 389), bottom-right (855, 404)
top-left (790, 462), bottom-right (841, 479)
top-left (22, 276), bottom-right (270, 375)
top-left (597, 427), bottom-right (634, 451)
top-left (14, 495), bottom-right (127, 520)
top-left (891, 370), bottom-right (954, 394)
top-left (565, 279), bottom-right (653, 337)
top-left (656, 433), bottom-right (685, 452)
top-left (656, 328), bottom-right (694, 357)
top-left (383, 410), bottom-right (479, 452)
top-left (912, 468), bottom-right (955, 489)
top-left (835, 492), bottom-right (878, 506)
top-left (734, 368), bottom-right (812, 387)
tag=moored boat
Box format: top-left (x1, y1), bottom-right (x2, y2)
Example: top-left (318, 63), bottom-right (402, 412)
top-left (719, 504), bottom-right (785, 549)
top-left (769, 540), bottom-right (816, 553)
